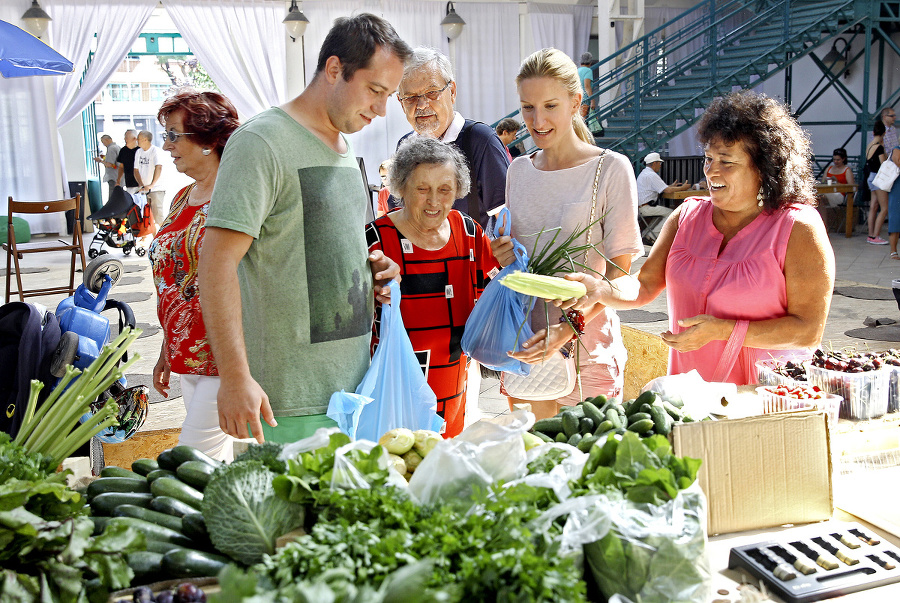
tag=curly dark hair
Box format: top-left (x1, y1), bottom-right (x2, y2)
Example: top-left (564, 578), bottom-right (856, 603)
top-left (696, 90), bottom-right (816, 210)
top-left (157, 90), bottom-right (240, 159)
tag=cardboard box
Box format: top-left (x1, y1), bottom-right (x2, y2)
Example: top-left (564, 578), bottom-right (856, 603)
top-left (671, 410), bottom-right (833, 535)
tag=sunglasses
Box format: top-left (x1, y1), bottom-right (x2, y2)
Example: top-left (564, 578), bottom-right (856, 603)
top-left (397, 81), bottom-right (451, 110)
top-left (165, 130), bottom-right (195, 143)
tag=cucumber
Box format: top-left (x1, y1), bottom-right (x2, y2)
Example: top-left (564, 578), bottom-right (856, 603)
top-left (581, 401), bottom-right (605, 426)
top-left (107, 516), bottom-right (194, 548)
top-left (567, 432), bottom-right (583, 447)
top-left (146, 469), bottom-right (178, 483)
top-left (578, 417), bottom-right (595, 435)
top-left (649, 405), bottom-right (673, 436)
top-left (569, 405), bottom-right (586, 419)
top-left (113, 504), bottom-right (183, 533)
top-left (588, 394), bottom-right (608, 407)
top-left (606, 408), bottom-right (623, 430)
top-left (594, 420), bottom-right (615, 435)
top-left (533, 417), bottom-right (564, 436)
top-left (151, 496), bottom-right (199, 518)
top-left (181, 512), bottom-right (210, 544)
top-left (99, 466), bottom-right (144, 480)
top-left (561, 411), bottom-right (579, 438)
top-left (127, 551), bottom-right (165, 583)
top-left (170, 445), bottom-right (221, 469)
top-left (87, 477), bottom-right (149, 500)
top-left (627, 412), bottom-right (652, 426)
top-left (145, 540), bottom-right (186, 554)
top-left (533, 430), bottom-right (555, 443)
top-left (161, 548), bottom-right (231, 579)
top-left (90, 492), bottom-right (153, 516)
top-left (89, 515), bottom-right (111, 536)
top-left (577, 434), bottom-right (600, 452)
top-left (661, 400), bottom-right (685, 421)
top-left (131, 458), bottom-right (159, 476)
top-left (627, 419), bottom-right (655, 434)
top-left (156, 448), bottom-right (180, 471)
top-left (554, 432), bottom-right (568, 443)
top-left (639, 403), bottom-right (653, 415)
top-left (622, 398), bottom-right (641, 416)
top-left (176, 461), bottom-right (217, 492)
top-left (151, 477), bottom-right (204, 510)
top-left (634, 390), bottom-right (658, 407)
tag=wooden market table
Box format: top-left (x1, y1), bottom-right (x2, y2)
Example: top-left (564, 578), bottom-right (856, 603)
top-left (661, 183), bottom-right (859, 237)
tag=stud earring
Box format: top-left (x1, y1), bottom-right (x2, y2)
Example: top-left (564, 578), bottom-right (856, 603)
top-left (202, 148), bottom-right (211, 156)
top-left (757, 188), bottom-right (764, 207)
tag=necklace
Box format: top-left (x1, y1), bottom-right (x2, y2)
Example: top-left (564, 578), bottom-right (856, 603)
top-left (187, 183), bottom-right (213, 206)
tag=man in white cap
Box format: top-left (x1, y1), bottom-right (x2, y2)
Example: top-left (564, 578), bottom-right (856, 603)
top-left (635, 152), bottom-right (690, 242)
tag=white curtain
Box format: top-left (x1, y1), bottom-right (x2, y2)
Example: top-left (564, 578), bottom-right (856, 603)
top-left (528, 2), bottom-right (592, 63)
top-left (45, 0), bottom-right (157, 128)
top-left (165, 0), bottom-right (287, 120)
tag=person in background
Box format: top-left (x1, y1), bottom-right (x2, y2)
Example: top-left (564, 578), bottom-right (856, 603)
top-left (865, 120), bottom-right (889, 245)
top-left (554, 91), bottom-right (835, 386)
top-left (150, 90), bottom-right (241, 461)
top-left (134, 130), bottom-right (164, 239)
top-left (882, 107), bottom-right (897, 152)
top-left (396, 47), bottom-right (510, 231)
top-left (819, 147), bottom-right (856, 209)
top-left (199, 14), bottom-right (409, 444)
top-left (578, 52), bottom-right (594, 118)
top-left (886, 143), bottom-right (900, 260)
top-left (376, 159), bottom-right (399, 216)
top-left (635, 151), bottom-right (690, 242)
top-left (117, 129), bottom-right (140, 194)
top-left (490, 48), bottom-right (643, 420)
top-left (495, 117), bottom-right (522, 160)
top-left (93, 134), bottom-right (120, 201)
top-left (366, 138), bottom-right (502, 437)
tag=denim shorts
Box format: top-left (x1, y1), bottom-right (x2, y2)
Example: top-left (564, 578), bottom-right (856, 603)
top-left (869, 171), bottom-right (882, 192)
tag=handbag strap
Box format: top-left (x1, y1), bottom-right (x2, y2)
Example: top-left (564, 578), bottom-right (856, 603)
top-left (711, 319), bottom-right (749, 382)
top-left (586, 150), bottom-right (608, 250)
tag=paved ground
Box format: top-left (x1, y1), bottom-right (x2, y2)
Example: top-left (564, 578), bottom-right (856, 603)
top-left (9, 222), bottom-right (900, 432)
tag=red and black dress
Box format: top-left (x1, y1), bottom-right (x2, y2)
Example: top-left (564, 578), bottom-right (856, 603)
top-left (365, 210), bottom-right (499, 438)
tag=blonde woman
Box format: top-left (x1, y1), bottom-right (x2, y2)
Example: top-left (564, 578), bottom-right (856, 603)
top-left (490, 48), bottom-right (643, 419)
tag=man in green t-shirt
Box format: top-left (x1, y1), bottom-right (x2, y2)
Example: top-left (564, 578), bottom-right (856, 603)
top-left (199, 14), bottom-right (412, 444)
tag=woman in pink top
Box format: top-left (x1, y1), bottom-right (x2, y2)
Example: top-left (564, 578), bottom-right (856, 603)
top-left (554, 91), bottom-right (835, 385)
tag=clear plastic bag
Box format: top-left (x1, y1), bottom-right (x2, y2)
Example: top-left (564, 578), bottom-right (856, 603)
top-left (330, 280), bottom-right (444, 441)
top-left (461, 208), bottom-right (535, 374)
top-left (407, 409), bottom-right (534, 508)
top-left (643, 369), bottom-right (734, 420)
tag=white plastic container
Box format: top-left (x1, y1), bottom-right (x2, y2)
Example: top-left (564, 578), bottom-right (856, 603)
top-left (755, 358), bottom-right (807, 388)
top-left (804, 362), bottom-right (888, 420)
top-left (755, 386), bottom-right (819, 414)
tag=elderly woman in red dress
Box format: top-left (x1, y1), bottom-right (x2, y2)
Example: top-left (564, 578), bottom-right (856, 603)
top-left (365, 137), bottom-right (503, 437)
top-left (149, 90), bottom-right (240, 461)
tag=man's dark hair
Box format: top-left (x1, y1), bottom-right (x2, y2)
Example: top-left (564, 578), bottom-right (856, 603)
top-left (315, 13), bottom-right (412, 81)
top-left (496, 117), bottom-right (521, 135)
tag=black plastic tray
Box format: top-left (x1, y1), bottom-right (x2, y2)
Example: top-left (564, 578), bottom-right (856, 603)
top-left (728, 522), bottom-right (900, 602)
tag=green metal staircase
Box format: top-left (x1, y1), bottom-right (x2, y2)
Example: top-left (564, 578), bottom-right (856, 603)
top-left (591, 0), bottom-right (861, 158)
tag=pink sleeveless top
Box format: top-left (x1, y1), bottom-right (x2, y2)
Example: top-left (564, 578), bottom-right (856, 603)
top-left (666, 197), bottom-right (816, 384)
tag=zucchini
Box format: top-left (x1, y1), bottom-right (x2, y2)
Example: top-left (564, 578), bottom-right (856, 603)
top-left (145, 540), bottom-right (185, 554)
top-left (561, 411), bottom-right (579, 438)
top-left (151, 477), bottom-right (204, 510)
top-left (86, 477), bottom-right (149, 500)
top-left (107, 516), bottom-right (194, 548)
top-left (567, 432), bottom-right (583, 447)
top-left (131, 458), bottom-right (159, 476)
top-left (627, 412), bottom-right (652, 426)
top-left (578, 417), bottom-right (595, 435)
top-left (533, 417), bottom-right (564, 436)
top-left (113, 504), bottom-right (183, 533)
top-left (176, 461), bottom-right (217, 491)
top-left (89, 515), bottom-right (111, 536)
top-left (649, 405), bottom-right (673, 436)
top-left (161, 548), bottom-right (231, 579)
top-left (127, 551), bottom-right (165, 583)
top-left (170, 445), bottom-right (221, 469)
top-left (627, 418), bottom-right (655, 434)
top-left (582, 401), bottom-right (605, 426)
top-left (150, 496), bottom-right (198, 518)
top-left (146, 469), bottom-right (178, 483)
top-left (99, 466), bottom-right (144, 480)
top-left (90, 492), bottom-right (153, 516)
top-left (181, 512), bottom-right (210, 544)
top-left (156, 448), bottom-right (180, 471)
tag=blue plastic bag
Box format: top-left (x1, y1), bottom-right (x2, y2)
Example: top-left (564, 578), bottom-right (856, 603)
top-left (461, 208), bottom-right (535, 375)
top-left (328, 280), bottom-right (444, 441)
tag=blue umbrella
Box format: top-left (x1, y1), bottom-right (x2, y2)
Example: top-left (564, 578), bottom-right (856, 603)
top-left (0, 19), bottom-right (73, 78)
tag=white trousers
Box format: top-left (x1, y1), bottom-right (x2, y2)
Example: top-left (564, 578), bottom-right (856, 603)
top-left (178, 374), bottom-right (235, 462)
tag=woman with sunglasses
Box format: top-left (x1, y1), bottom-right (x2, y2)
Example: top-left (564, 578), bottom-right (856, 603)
top-left (149, 90), bottom-right (240, 461)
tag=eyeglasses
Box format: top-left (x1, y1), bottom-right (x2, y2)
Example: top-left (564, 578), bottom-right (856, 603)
top-left (165, 130), bottom-right (195, 143)
top-left (397, 81), bottom-right (451, 109)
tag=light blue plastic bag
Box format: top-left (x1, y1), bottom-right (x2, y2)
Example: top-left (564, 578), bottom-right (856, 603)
top-left (461, 208), bottom-right (535, 374)
top-left (328, 280), bottom-right (444, 441)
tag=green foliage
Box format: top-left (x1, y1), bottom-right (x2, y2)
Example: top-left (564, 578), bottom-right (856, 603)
top-left (233, 441), bottom-right (286, 474)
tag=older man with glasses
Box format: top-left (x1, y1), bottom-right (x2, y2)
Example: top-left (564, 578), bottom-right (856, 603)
top-left (882, 107), bottom-right (897, 153)
top-left (396, 47), bottom-right (509, 231)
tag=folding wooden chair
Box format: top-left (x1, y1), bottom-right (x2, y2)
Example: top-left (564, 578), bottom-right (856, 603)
top-left (4, 194), bottom-right (87, 303)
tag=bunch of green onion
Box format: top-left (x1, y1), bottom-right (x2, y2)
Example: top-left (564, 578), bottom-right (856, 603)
top-left (14, 327), bottom-right (142, 467)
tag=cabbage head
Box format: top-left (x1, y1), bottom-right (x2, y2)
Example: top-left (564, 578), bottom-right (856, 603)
top-left (202, 460), bottom-right (304, 566)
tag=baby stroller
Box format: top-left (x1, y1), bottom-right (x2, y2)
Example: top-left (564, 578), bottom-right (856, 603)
top-left (86, 185), bottom-right (152, 258)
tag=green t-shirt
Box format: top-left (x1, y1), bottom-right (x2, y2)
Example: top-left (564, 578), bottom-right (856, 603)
top-left (207, 107), bottom-right (373, 417)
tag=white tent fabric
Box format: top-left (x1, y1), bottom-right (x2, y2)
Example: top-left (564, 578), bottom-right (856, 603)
top-left (528, 2), bottom-right (592, 65)
top-left (165, 0), bottom-right (287, 120)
